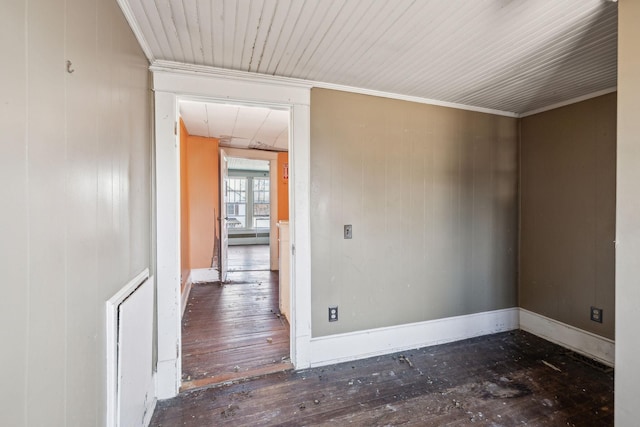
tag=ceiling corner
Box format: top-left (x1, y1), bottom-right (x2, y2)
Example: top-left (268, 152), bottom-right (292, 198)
top-left (116, 0), bottom-right (156, 64)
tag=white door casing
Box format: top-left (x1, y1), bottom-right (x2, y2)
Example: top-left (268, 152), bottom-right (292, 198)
top-left (219, 148), bottom-right (229, 283)
top-left (152, 63), bottom-right (312, 399)
top-left (221, 147), bottom-right (279, 272)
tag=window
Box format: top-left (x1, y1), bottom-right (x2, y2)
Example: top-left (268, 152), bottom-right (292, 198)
top-left (225, 175), bottom-right (269, 230)
top-left (226, 178), bottom-right (247, 228)
top-left (253, 177), bottom-right (270, 228)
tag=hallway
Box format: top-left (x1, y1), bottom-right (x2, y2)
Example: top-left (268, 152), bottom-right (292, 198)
top-left (181, 245), bottom-right (291, 391)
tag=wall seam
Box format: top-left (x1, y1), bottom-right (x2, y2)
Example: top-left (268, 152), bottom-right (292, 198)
top-left (62, 0), bottom-right (69, 424)
top-left (24, 0), bottom-right (31, 424)
top-left (516, 117), bottom-right (522, 308)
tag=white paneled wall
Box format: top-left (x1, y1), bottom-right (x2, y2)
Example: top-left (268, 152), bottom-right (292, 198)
top-left (0, 0), bottom-right (152, 426)
top-left (616, 2), bottom-right (640, 424)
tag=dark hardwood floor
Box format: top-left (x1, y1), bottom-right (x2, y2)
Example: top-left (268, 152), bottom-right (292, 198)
top-left (153, 330), bottom-right (613, 426)
top-left (181, 245), bottom-right (291, 391)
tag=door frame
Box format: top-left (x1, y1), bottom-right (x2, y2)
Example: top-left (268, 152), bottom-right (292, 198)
top-left (222, 146), bottom-right (279, 274)
top-left (151, 64), bottom-right (312, 399)
top-left (219, 148), bottom-right (229, 282)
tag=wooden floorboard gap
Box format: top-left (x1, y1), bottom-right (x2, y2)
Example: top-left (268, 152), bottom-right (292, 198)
top-left (153, 330), bottom-right (614, 426)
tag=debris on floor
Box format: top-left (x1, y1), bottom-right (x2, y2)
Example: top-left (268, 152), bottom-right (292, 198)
top-left (151, 331), bottom-right (614, 427)
top-left (541, 360), bottom-right (562, 372)
top-left (399, 354), bottom-right (414, 368)
top-left (220, 404), bottom-right (239, 419)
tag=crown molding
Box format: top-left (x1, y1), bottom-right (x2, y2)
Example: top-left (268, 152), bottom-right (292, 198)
top-left (150, 60), bottom-right (313, 89)
top-left (117, 0), bottom-right (155, 63)
top-left (150, 60), bottom-right (519, 118)
top-left (149, 61), bottom-right (615, 119)
top-left (520, 87), bottom-right (618, 118)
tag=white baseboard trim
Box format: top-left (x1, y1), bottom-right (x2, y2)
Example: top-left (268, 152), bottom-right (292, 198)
top-left (156, 358), bottom-right (180, 399)
top-left (308, 308), bottom-right (519, 368)
top-left (181, 273), bottom-right (192, 317)
top-left (519, 308), bottom-right (615, 367)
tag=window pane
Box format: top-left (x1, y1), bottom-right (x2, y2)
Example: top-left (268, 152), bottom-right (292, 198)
top-left (253, 178), bottom-right (270, 228)
top-left (226, 178), bottom-right (246, 203)
top-left (253, 178), bottom-right (269, 202)
top-left (226, 178), bottom-right (247, 227)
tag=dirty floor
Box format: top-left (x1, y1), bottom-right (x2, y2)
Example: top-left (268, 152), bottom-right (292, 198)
top-left (152, 330), bottom-right (614, 426)
top-left (227, 244), bottom-right (271, 272)
top-left (181, 244), bottom-right (290, 391)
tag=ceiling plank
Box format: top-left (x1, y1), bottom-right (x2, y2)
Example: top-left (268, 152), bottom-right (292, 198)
top-left (247, 0), bottom-right (278, 73)
top-left (221, 0), bottom-right (237, 68)
top-left (130, 0), bottom-right (618, 115)
top-left (151, 0), bottom-right (187, 62)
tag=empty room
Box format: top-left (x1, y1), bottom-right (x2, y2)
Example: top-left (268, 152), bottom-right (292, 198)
top-left (3, 1), bottom-right (640, 427)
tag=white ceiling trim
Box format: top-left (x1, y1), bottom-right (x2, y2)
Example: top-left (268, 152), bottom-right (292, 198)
top-left (520, 87), bottom-right (617, 118)
top-left (314, 80), bottom-right (519, 118)
top-left (154, 59), bottom-right (616, 120)
top-left (150, 60), bottom-right (519, 118)
top-left (116, 0), bottom-right (155, 62)
top-left (150, 60), bottom-right (312, 90)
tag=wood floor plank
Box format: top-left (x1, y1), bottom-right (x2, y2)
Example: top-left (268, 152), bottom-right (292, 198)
top-left (154, 331), bottom-right (613, 426)
top-left (181, 245), bottom-right (290, 387)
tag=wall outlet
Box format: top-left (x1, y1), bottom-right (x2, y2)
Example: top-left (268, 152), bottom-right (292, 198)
top-left (328, 306), bottom-right (338, 322)
top-left (344, 224), bottom-right (352, 239)
top-left (590, 306), bottom-right (603, 323)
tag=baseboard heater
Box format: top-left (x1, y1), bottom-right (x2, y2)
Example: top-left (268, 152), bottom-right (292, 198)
top-left (229, 232), bottom-right (270, 246)
top-left (106, 269), bottom-right (155, 427)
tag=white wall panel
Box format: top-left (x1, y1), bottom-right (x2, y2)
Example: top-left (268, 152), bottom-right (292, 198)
top-left (616, 1), bottom-right (640, 424)
top-left (0, 0), bottom-right (152, 426)
top-left (26, 0), bottom-right (67, 424)
top-left (0, 1), bottom-right (29, 425)
top-left (65, 0), bottom-right (101, 424)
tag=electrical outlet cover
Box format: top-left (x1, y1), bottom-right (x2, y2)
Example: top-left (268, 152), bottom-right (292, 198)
top-left (590, 306), bottom-right (603, 323)
top-left (329, 306), bottom-right (338, 322)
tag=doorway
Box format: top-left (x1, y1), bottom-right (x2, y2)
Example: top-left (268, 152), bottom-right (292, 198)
top-left (217, 146), bottom-right (281, 282)
top-left (226, 157), bottom-right (271, 272)
top-left (153, 69), bottom-right (312, 399)
top-left (179, 100), bottom-right (292, 390)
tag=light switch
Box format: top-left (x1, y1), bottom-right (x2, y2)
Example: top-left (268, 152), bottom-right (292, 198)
top-left (344, 224), bottom-right (352, 239)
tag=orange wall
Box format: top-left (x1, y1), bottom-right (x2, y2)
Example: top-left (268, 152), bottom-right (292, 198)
top-left (277, 152), bottom-right (289, 221)
top-left (184, 138), bottom-right (284, 270)
top-left (179, 120), bottom-right (191, 288)
top-left (187, 134), bottom-right (220, 268)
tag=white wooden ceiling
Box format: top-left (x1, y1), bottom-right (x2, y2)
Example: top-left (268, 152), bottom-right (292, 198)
top-left (125, 0), bottom-right (617, 119)
top-left (180, 101), bottom-right (289, 151)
